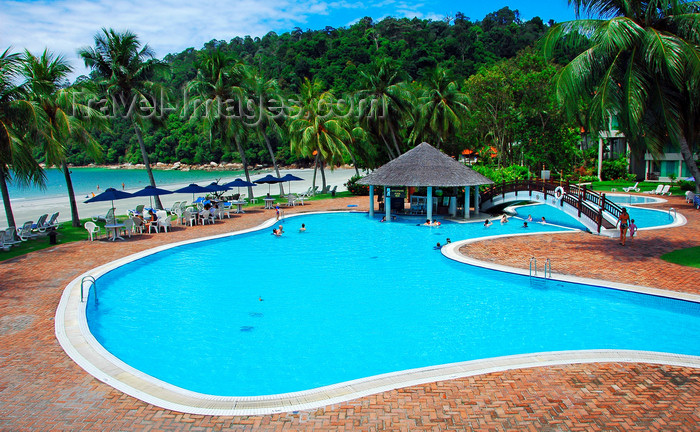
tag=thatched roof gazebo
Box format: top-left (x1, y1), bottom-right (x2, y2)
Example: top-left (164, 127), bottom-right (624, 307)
top-left (358, 142), bottom-right (493, 221)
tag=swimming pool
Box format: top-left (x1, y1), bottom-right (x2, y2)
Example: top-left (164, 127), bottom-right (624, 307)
top-left (510, 203), bottom-right (677, 231)
top-left (607, 194), bottom-right (664, 205)
top-left (85, 213), bottom-right (700, 397)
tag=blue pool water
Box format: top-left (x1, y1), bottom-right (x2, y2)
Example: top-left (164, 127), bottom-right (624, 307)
top-left (607, 195), bottom-right (662, 205)
top-left (86, 213), bottom-right (700, 396)
top-left (512, 203), bottom-right (675, 230)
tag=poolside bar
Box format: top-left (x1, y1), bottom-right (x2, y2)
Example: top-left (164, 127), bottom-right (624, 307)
top-left (358, 143), bottom-right (493, 221)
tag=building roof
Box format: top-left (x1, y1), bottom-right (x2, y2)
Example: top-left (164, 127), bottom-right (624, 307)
top-left (357, 142), bottom-right (494, 187)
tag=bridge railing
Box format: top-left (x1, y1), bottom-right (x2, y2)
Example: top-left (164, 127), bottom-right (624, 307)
top-left (481, 179), bottom-right (624, 233)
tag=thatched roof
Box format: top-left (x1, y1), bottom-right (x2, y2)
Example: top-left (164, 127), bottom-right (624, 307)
top-left (358, 142), bottom-right (494, 187)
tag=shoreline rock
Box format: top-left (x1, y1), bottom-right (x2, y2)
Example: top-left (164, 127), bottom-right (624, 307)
top-left (66, 162), bottom-right (354, 172)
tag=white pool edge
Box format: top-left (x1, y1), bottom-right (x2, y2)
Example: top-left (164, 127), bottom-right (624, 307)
top-left (55, 211), bottom-right (700, 416)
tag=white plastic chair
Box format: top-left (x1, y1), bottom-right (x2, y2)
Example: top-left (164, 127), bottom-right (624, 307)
top-left (199, 210), bottom-right (211, 225)
top-left (84, 221), bottom-right (101, 241)
top-left (156, 210), bottom-right (171, 233)
top-left (183, 209), bottom-right (196, 226)
top-left (121, 219), bottom-right (134, 238)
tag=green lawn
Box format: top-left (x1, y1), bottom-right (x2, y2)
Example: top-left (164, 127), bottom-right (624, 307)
top-left (1, 220), bottom-right (93, 262)
top-left (589, 180), bottom-right (684, 195)
top-left (661, 246), bottom-right (700, 268)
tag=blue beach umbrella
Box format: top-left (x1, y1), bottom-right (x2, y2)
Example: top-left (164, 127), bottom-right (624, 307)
top-left (205, 182), bottom-right (231, 193)
top-left (254, 174), bottom-right (284, 195)
top-left (224, 178), bottom-right (257, 197)
top-left (84, 187), bottom-right (133, 212)
top-left (173, 183), bottom-right (211, 201)
top-left (278, 173), bottom-right (304, 194)
top-left (130, 185), bottom-right (174, 209)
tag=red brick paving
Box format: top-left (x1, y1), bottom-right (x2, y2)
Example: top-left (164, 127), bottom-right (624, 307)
top-left (1, 196), bottom-right (699, 431)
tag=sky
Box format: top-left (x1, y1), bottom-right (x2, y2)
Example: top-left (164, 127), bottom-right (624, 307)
top-left (0, 0), bottom-right (578, 80)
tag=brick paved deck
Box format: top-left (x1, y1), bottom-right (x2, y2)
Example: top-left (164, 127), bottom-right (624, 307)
top-left (1, 196), bottom-right (699, 431)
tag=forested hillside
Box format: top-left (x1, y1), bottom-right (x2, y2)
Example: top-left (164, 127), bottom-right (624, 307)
top-left (66, 7), bottom-right (583, 175)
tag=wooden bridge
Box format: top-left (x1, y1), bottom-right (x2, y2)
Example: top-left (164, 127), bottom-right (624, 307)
top-left (480, 179), bottom-right (624, 233)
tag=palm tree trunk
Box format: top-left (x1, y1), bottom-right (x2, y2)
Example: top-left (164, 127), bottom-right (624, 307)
top-left (311, 153), bottom-right (319, 193)
top-left (62, 160), bottom-right (80, 227)
top-left (235, 135), bottom-right (255, 200)
top-left (380, 133), bottom-right (396, 159)
top-left (348, 150), bottom-right (361, 176)
top-left (133, 123), bottom-right (163, 209)
top-left (0, 170), bottom-right (16, 229)
top-left (679, 136), bottom-right (700, 193)
top-left (262, 131), bottom-right (284, 195)
top-left (320, 159), bottom-right (327, 192)
top-left (388, 122), bottom-right (402, 156)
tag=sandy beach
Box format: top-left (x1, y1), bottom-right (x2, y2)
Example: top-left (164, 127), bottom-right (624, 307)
top-left (2, 167), bottom-right (358, 227)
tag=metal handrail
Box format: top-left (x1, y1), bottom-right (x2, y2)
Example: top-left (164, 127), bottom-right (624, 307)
top-left (529, 257), bottom-right (537, 278)
top-left (81, 276), bottom-right (97, 303)
top-left (481, 179), bottom-right (623, 232)
top-left (544, 258), bottom-right (551, 279)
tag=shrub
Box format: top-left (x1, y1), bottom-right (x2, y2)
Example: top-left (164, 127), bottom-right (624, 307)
top-left (678, 180), bottom-right (695, 192)
top-left (600, 157), bottom-right (629, 180)
top-left (345, 175), bottom-right (370, 195)
top-left (472, 164), bottom-right (530, 183)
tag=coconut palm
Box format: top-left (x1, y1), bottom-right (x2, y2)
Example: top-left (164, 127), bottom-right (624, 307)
top-left (0, 48), bottom-right (46, 228)
top-left (247, 72), bottom-right (285, 195)
top-left (410, 67), bottom-right (468, 150)
top-left (79, 28), bottom-right (169, 208)
top-left (543, 0), bottom-right (700, 192)
top-left (23, 49), bottom-right (106, 227)
top-left (186, 48), bottom-right (256, 199)
top-left (288, 78), bottom-right (351, 192)
top-left (356, 58), bottom-right (413, 160)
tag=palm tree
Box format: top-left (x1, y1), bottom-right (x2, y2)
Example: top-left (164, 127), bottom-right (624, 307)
top-left (23, 49), bottom-right (105, 227)
top-left (410, 67), bottom-right (468, 150)
top-left (288, 78), bottom-right (351, 192)
top-left (356, 58), bottom-right (413, 160)
top-left (247, 71), bottom-right (285, 195)
top-left (79, 28), bottom-right (169, 208)
top-left (186, 49), bottom-right (257, 199)
top-left (543, 0), bottom-right (700, 192)
top-left (0, 48), bottom-right (45, 229)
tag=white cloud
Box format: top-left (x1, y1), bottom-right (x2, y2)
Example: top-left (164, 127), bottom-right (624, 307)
top-left (0, 0), bottom-right (326, 79)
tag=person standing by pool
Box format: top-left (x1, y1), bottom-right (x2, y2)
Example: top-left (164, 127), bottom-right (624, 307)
top-left (628, 219), bottom-right (637, 239)
top-left (617, 207), bottom-right (630, 245)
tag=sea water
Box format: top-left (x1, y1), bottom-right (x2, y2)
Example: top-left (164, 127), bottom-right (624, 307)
top-left (3, 167), bottom-right (244, 202)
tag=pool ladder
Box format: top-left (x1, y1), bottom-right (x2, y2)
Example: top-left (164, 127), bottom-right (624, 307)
top-left (669, 207), bottom-right (677, 220)
top-left (529, 258), bottom-right (551, 286)
top-left (81, 275), bottom-right (97, 303)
